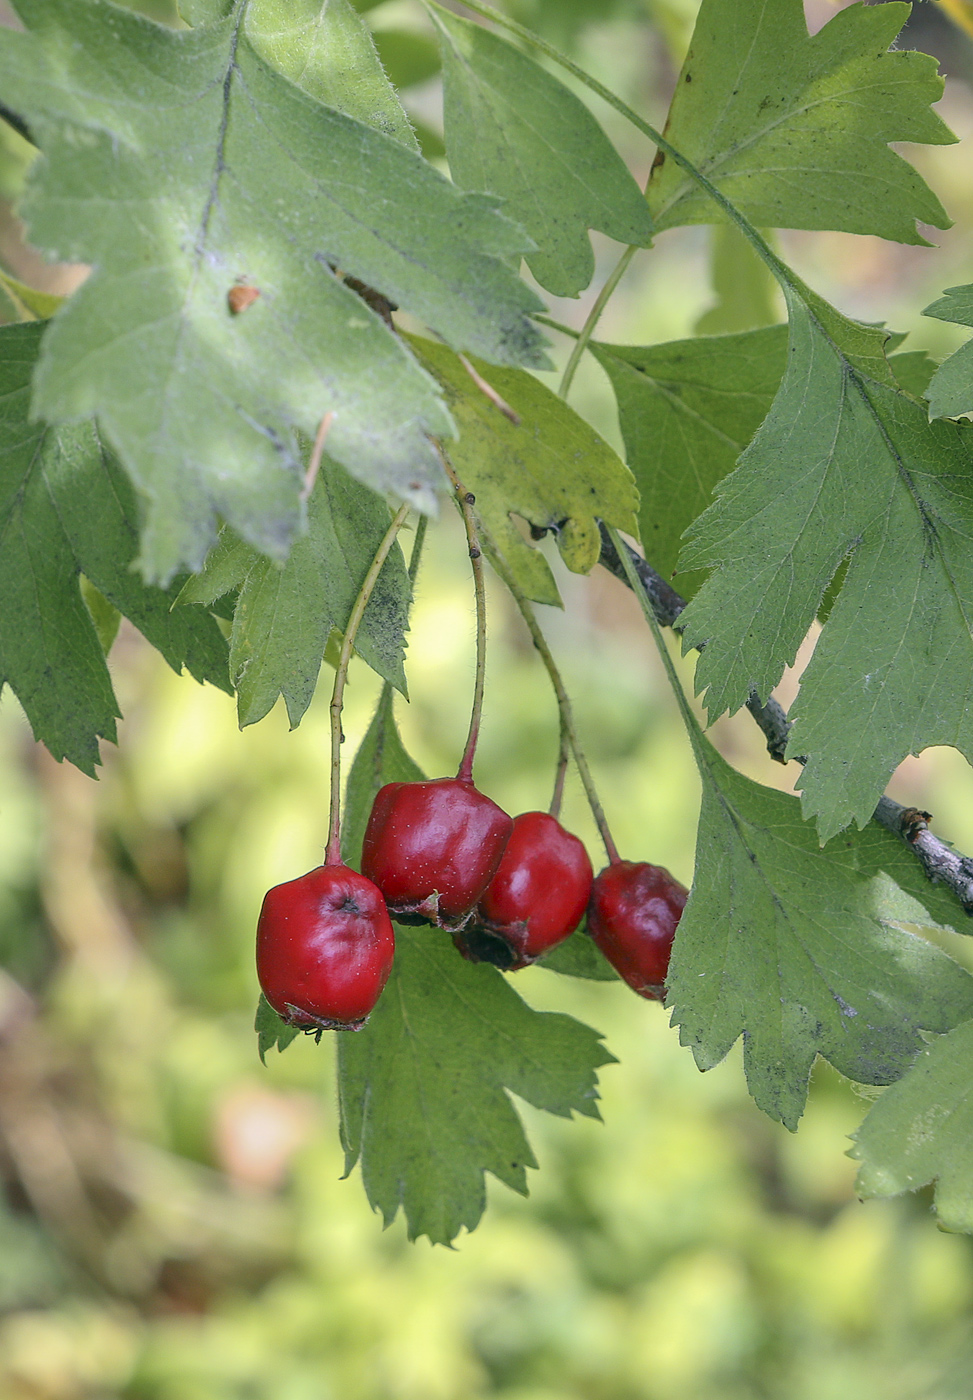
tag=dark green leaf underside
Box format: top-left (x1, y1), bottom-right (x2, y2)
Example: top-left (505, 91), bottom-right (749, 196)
top-left (679, 294), bottom-right (973, 841)
top-left (0, 321), bottom-right (228, 773)
top-left (667, 739), bottom-right (973, 1129)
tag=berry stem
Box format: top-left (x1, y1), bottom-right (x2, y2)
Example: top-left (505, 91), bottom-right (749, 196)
top-left (325, 503), bottom-right (412, 865)
top-left (603, 525), bottom-right (709, 763)
top-left (479, 520), bottom-right (621, 864)
top-left (559, 246), bottom-right (636, 400)
top-left (436, 447), bottom-right (488, 784)
top-left (549, 716), bottom-right (569, 820)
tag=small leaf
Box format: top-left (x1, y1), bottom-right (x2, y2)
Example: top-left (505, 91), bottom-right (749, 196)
top-left (592, 325), bottom-right (786, 601)
top-left (341, 683), bottom-right (422, 868)
top-left (180, 456), bottom-right (410, 729)
top-left (852, 1018), bottom-right (973, 1234)
top-left (0, 322), bottom-right (229, 773)
top-left (255, 993), bottom-right (301, 1063)
top-left (432, 4), bottom-right (653, 297)
top-left (409, 336), bottom-right (639, 605)
top-left (538, 925), bottom-right (618, 981)
top-left (338, 927), bottom-right (615, 1243)
top-left (649, 0), bottom-right (953, 243)
top-left (667, 739), bottom-right (973, 1130)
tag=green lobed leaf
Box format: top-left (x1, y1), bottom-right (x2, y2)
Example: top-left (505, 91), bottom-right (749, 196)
top-left (591, 325), bottom-right (787, 602)
top-left (408, 335), bottom-right (639, 606)
top-left (593, 321), bottom-right (933, 608)
top-left (851, 1017), bottom-right (973, 1233)
top-left (255, 993), bottom-right (301, 1063)
top-left (648, 0), bottom-right (952, 243)
top-left (179, 454), bottom-right (409, 728)
top-left (246, 0), bottom-right (419, 150)
top-left (0, 322), bottom-right (229, 774)
top-left (5, 0), bottom-right (547, 583)
top-left (923, 285), bottom-right (973, 419)
top-left (667, 739), bottom-right (973, 1131)
top-left (339, 926), bottom-right (615, 1244)
top-left (337, 686), bottom-right (615, 1244)
top-left (678, 291), bottom-right (973, 841)
top-left (431, 3), bottom-right (654, 298)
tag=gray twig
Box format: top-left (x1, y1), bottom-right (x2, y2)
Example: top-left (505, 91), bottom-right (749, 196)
top-left (596, 522), bottom-right (973, 920)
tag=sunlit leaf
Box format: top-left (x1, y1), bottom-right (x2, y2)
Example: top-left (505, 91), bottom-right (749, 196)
top-left (409, 336), bottom-right (638, 605)
top-left (649, 0), bottom-right (952, 242)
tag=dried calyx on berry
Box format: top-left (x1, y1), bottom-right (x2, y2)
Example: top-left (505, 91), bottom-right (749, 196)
top-left (362, 777), bottom-right (512, 931)
top-left (257, 863), bottom-right (395, 1033)
top-left (454, 810), bottom-right (592, 969)
top-left (587, 859), bottom-right (688, 1000)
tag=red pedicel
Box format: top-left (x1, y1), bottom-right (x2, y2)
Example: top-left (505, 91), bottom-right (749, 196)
top-left (587, 860), bottom-right (688, 1000)
top-left (361, 777), bottom-right (513, 930)
top-left (256, 863), bottom-right (395, 1031)
top-left (457, 811), bottom-right (593, 969)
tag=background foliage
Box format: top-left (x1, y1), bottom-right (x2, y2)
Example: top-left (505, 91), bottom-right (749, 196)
top-left (6, 0), bottom-right (973, 1394)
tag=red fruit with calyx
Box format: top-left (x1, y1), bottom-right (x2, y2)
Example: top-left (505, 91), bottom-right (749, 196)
top-left (456, 811), bottom-right (593, 969)
top-left (587, 860), bottom-right (688, 1000)
top-left (361, 777), bottom-right (513, 930)
top-left (256, 863), bottom-right (395, 1032)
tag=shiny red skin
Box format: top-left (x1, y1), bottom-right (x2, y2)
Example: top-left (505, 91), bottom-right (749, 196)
top-left (361, 777), bottom-right (513, 930)
top-left (587, 860), bottom-right (688, 1001)
top-left (256, 863), bottom-right (395, 1031)
top-left (462, 811), bottom-right (593, 969)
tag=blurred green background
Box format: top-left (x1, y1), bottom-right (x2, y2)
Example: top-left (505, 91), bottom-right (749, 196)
top-left (6, 1), bottom-right (973, 1397)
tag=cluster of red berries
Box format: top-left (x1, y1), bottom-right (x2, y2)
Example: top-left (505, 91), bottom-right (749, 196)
top-left (257, 770), bottom-right (688, 1036)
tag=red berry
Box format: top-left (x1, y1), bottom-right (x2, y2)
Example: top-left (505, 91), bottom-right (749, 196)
top-left (587, 860), bottom-right (688, 1000)
top-left (256, 863), bottom-right (395, 1032)
top-left (361, 777), bottom-right (513, 930)
top-left (457, 811), bottom-right (593, 969)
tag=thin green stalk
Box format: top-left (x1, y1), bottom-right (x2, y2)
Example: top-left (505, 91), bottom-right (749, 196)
top-left (436, 449), bottom-right (488, 783)
top-left (326, 504), bottom-right (411, 864)
top-left (481, 521), bottom-right (620, 863)
top-left (558, 244), bottom-right (637, 398)
top-left (549, 714), bottom-right (569, 821)
top-left (603, 525), bottom-right (707, 768)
